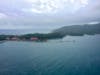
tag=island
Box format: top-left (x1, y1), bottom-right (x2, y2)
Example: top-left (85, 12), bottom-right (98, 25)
top-left (0, 23), bottom-right (100, 42)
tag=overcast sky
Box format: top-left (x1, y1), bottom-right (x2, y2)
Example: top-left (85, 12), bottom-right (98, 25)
top-left (0, 0), bottom-right (100, 30)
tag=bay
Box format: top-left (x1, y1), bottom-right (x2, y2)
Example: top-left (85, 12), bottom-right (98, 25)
top-left (0, 35), bottom-right (100, 75)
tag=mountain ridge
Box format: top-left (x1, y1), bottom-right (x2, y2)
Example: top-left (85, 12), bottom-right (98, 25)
top-left (52, 23), bottom-right (100, 36)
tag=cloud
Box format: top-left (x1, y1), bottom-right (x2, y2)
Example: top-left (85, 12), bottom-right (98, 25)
top-left (87, 21), bottom-right (100, 25)
top-left (0, 13), bottom-right (8, 19)
top-left (23, 0), bottom-right (89, 14)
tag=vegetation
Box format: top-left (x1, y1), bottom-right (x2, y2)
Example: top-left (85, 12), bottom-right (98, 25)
top-left (52, 23), bottom-right (100, 36)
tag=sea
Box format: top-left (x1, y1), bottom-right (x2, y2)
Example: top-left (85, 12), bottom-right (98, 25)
top-left (0, 35), bottom-right (100, 75)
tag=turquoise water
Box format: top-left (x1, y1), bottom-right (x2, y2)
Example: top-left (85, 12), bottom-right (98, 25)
top-left (0, 35), bottom-right (100, 75)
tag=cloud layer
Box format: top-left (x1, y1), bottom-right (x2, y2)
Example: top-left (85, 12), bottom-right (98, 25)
top-left (0, 0), bottom-right (100, 30)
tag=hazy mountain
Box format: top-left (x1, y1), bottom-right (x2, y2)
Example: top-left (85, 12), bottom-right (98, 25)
top-left (52, 23), bottom-right (100, 36)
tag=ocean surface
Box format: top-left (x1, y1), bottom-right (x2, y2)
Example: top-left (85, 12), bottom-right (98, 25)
top-left (0, 35), bottom-right (100, 75)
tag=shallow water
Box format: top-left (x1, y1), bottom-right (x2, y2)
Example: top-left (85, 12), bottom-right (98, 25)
top-left (0, 35), bottom-right (100, 75)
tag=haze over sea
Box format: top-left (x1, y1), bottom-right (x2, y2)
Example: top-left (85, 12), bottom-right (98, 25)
top-left (0, 35), bottom-right (100, 75)
top-left (0, 29), bottom-right (52, 35)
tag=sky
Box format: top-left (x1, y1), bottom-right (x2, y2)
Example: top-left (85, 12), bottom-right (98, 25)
top-left (0, 0), bottom-right (100, 30)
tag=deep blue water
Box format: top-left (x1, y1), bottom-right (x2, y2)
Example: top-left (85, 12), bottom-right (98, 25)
top-left (0, 35), bottom-right (100, 75)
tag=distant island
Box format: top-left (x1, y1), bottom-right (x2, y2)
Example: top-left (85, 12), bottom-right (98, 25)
top-left (0, 23), bottom-right (100, 41)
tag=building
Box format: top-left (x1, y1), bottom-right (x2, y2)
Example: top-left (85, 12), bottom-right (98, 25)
top-left (30, 37), bottom-right (38, 41)
top-left (11, 37), bottom-right (19, 41)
